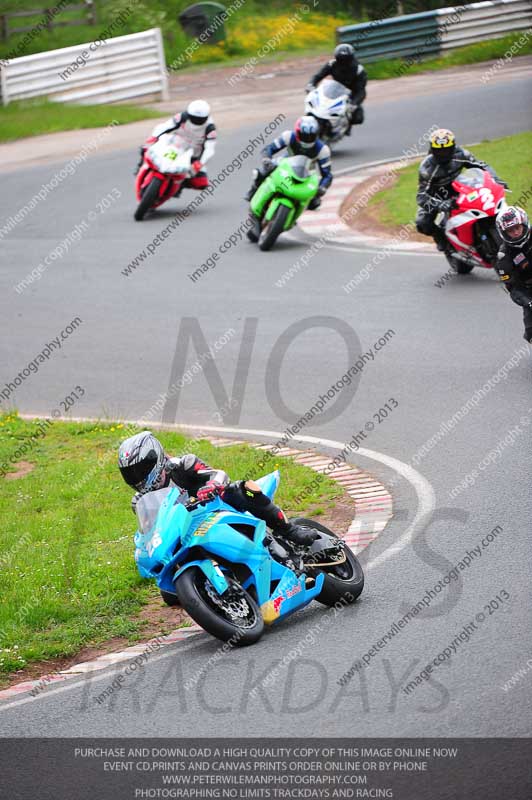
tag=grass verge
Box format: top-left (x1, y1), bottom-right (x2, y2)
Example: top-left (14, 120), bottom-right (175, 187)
top-left (0, 413), bottom-right (343, 681)
top-left (0, 99), bottom-right (161, 144)
top-left (366, 132), bottom-right (532, 231)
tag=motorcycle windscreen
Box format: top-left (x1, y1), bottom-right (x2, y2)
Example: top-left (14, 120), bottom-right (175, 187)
top-left (321, 80), bottom-right (349, 99)
top-left (136, 486), bottom-right (188, 534)
top-left (148, 138), bottom-right (193, 174)
top-left (456, 168), bottom-right (486, 189)
top-left (284, 155), bottom-right (311, 181)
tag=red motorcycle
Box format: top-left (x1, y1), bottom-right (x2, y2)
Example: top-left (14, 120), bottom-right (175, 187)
top-left (441, 167), bottom-right (508, 274)
top-left (134, 134), bottom-right (195, 221)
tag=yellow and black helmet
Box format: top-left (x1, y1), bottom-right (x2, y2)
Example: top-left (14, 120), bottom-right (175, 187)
top-left (429, 128), bottom-right (456, 162)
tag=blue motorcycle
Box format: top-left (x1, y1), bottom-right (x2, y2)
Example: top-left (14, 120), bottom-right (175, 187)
top-left (134, 470), bottom-right (364, 645)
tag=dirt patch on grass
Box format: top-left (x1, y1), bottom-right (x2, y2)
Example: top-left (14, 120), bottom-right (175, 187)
top-left (4, 461), bottom-right (35, 480)
top-left (340, 172), bottom-right (428, 244)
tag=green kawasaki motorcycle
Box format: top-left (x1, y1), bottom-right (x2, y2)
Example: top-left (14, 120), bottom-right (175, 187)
top-left (248, 155), bottom-right (320, 251)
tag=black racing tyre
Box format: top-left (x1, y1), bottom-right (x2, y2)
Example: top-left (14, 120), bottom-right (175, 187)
top-left (291, 517), bottom-right (364, 607)
top-left (246, 215), bottom-right (260, 243)
top-left (160, 589), bottom-right (180, 607)
top-left (454, 261), bottom-right (475, 274)
top-left (134, 177), bottom-right (163, 221)
top-left (175, 567), bottom-right (264, 645)
top-left (258, 204), bottom-right (290, 251)
top-left (445, 250), bottom-right (474, 274)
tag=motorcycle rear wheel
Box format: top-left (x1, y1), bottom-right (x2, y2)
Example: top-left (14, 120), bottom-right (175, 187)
top-left (175, 567), bottom-right (264, 645)
top-left (258, 204), bottom-right (290, 251)
top-left (291, 517), bottom-right (364, 607)
top-left (134, 177), bottom-right (163, 221)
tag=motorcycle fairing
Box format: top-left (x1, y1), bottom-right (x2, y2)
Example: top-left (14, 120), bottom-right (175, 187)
top-left (134, 472), bottom-right (324, 624)
top-left (250, 159), bottom-right (319, 225)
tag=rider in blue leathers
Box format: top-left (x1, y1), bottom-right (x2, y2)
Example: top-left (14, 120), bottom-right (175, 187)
top-left (245, 116), bottom-right (333, 210)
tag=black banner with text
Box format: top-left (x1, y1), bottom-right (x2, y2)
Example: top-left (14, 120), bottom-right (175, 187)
top-left (1, 738), bottom-right (530, 800)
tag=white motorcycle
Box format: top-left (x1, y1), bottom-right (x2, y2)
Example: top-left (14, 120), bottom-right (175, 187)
top-left (305, 79), bottom-right (352, 144)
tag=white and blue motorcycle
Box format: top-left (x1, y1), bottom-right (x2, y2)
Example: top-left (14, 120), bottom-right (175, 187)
top-left (305, 79), bottom-right (352, 144)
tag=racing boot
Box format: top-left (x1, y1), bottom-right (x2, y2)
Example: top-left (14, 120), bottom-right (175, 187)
top-left (133, 145), bottom-right (145, 176)
top-left (245, 168), bottom-right (262, 201)
top-left (433, 224), bottom-right (450, 253)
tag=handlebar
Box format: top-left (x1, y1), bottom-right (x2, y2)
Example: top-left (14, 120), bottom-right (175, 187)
top-left (185, 492), bottom-right (219, 511)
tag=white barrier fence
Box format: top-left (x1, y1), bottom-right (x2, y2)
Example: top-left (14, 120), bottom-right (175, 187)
top-left (439, 0), bottom-right (532, 51)
top-left (0, 27), bottom-right (169, 105)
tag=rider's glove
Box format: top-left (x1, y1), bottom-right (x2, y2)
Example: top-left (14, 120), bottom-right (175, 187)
top-left (438, 198), bottom-right (454, 214)
top-left (262, 157), bottom-right (275, 172)
top-left (192, 160), bottom-right (203, 174)
top-left (196, 481), bottom-right (225, 503)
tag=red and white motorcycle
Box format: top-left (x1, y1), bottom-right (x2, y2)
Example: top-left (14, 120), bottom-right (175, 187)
top-left (439, 167), bottom-right (508, 273)
top-left (134, 133), bottom-right (195, 221)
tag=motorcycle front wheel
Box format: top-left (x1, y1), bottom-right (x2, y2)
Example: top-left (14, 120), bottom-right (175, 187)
top-left (134, 177), bottom-right (162, 221)
top-left (258, 204), bottom-right (290, 251)
top-left (291, 517), bottom-right (364, 607)
top-left (175, 567), bottom-right (264, 645)
top-left (445, 250), bottom-right (474, 274)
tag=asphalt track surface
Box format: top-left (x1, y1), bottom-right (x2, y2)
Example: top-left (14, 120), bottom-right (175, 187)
top-left (0, 66), bottom-right (531, 738)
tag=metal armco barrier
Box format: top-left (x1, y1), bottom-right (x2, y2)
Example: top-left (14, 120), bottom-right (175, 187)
top-left (337, 0), bottom-right (532, 63)
top-left (0, 27), bottom-right (169, 105)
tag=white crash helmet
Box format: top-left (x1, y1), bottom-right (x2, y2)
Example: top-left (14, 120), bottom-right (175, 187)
top-left (187, 99), bottom-right (210, 126)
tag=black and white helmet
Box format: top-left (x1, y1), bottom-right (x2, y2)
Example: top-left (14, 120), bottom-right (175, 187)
top-left (496, 206), bottom-right (530, 247)
top-left (118, 431), bottom-right (166, 493)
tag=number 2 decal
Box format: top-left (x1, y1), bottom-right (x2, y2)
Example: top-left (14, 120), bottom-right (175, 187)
top-left (479, 187), bottom-right (495, 211)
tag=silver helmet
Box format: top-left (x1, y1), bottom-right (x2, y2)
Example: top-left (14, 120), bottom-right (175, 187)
top-left (118, 431), bottom-right (166, 493)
